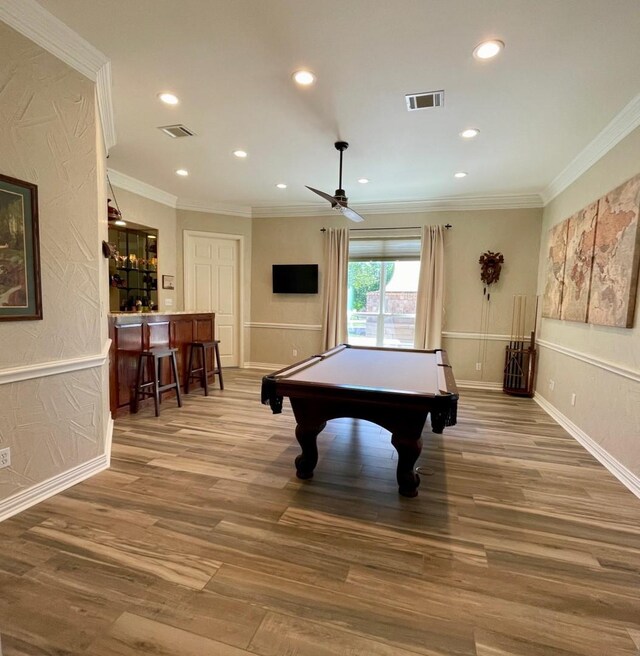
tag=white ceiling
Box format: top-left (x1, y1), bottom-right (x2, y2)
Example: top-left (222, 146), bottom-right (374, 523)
top-left (36, 0), bottom-right (640, 213)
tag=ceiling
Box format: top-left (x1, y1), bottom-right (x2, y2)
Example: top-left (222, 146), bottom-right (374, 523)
top-left (36, 0), bottom-right (640, 213)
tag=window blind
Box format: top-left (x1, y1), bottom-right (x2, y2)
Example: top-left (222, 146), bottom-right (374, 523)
top-left (349, 235), bottom-right (421, 261)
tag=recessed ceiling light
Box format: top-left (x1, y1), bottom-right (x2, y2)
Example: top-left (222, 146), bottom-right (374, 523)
top-left (114, 219), bottom-right (126, 226)
top-left (454, 171), bottom-right (468, 178)
top-left (357, 178), bottom-right (369, 184)
top-left (276, 183), bottom-right (287, 189)
top-left (473, 40), bottom-right (504, 60)
top-left (293, 70), bottom-right (315, 86)
top-left (175, 169), bottom-right (189, 176)
top-left (460, 128), bottom-right (480, 139)
top-left (233, 150), bottom-right (248, 158)
top-left (158, 92), bottom-right (179, 105)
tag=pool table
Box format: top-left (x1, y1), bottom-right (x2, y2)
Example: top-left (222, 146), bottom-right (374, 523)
top-left (261, 344), bottom-right (459, 497)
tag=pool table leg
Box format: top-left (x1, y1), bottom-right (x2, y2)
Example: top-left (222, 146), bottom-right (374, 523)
top-left (294, 421), bottom-right (326, 479)
top-left (430, 412), bottom-right (445, 434)
top-left (391, 435), bottom-right (422, 497)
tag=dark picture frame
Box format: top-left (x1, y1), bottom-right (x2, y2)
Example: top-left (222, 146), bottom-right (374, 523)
top-left (162, 274), bottom-right (175, 290)
top-left (0, 173), bottom-right (42, 321)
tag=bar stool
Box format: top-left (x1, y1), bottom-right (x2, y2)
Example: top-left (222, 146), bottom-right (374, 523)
top-left (133, 347), bottom-right (182, 417)
top-left (185, 340), bottom-right (224, 395)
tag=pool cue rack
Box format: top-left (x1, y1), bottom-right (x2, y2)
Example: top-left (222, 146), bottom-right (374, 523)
top-left (503, 295), bottom-right (537, 397)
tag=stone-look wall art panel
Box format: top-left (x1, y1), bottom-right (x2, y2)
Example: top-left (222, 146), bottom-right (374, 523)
top-left (0, 367), bottom-right (105, 502)
top-left (560, 202), bottom-right (598, 322)
top-left (542, 220), bottom-right (569, 319)
top-left (588, 173), bottom-right (640, 328)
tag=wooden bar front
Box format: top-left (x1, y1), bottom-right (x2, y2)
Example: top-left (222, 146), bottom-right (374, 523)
top-left (108, 312), bottom-right (215, 415)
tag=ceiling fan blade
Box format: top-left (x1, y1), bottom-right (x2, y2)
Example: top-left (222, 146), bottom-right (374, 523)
top-left (305, 186), bottom-right (338, 207)
top-left (339, 205), bottom-right (365, 223)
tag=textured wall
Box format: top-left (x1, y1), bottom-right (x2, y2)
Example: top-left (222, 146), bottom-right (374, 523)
top-left (536, 125), bottom-right (640, 476)
top-left (111, 186), bottom-right (178, 311)
top-left (0, 23), bottom-right (107, 503)
top-left (249, 209), bottom-right (542, 381)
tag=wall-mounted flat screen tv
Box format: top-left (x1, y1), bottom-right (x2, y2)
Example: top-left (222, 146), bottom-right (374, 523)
top-left (272, 264), bottom-right (319, 294)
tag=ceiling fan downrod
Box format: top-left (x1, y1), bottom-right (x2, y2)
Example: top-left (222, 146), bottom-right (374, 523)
top-left (335, 141), bottom-right (348, 200)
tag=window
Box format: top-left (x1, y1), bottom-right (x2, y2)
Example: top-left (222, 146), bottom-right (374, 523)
top-left (347, 232), bottom-right (421, 349)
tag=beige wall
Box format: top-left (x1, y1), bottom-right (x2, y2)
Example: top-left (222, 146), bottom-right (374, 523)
top-left (250, 208), bottom-right (542, 380)
top-left (177, 209), bottom-right (252, 355)
top-left (0, 24), bottom-right (109, 503)
top-left (111, 187), bottom-right (178, 311)
top-left (536, 125), bottom-right (640, 476)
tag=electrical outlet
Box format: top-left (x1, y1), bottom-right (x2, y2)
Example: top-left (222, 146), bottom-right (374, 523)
top-left (475, 362), bottom-right (482, 371)
top-left (549, 379), bottom-right (555, 391)
top-left (165, 298), bottom-right (173, 306)
top-left (0, 448), bottom-right (10, 469)
top-left (292, 349), bottom-right (298, 357)
top-left (571, 393), bottom-right (576, 406)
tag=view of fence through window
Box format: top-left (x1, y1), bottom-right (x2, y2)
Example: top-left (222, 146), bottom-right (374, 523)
top-left (347, 260), bottom-right (421, 348)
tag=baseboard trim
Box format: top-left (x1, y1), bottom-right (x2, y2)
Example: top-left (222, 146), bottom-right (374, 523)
top-left (0, 453), bottom-right (109, 523)
top-left (534, 392), bottom-right (640, 500)
top-left (457, 380), bottom-right (503, 390)
top-left (243, 362), bottom-right (287, 371)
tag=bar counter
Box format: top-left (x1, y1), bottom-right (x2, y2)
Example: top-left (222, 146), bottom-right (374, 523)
top-left (108, 311), bottom-right (215, 415)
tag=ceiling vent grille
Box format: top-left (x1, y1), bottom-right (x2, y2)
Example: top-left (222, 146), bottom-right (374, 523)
top-left (158, 124), bottom-right (196, 138)
top-left (405, 90), bottom-right (444, 111)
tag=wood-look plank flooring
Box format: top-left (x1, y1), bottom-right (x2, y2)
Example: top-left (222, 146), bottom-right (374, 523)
top-left (1, 369), bottom-right (640, 655)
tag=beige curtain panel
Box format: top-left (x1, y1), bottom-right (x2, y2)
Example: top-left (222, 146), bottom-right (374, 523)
top-left (414, 225), bottom-right (445, 350)
top-left (321, 227), bottom-right (350, 350)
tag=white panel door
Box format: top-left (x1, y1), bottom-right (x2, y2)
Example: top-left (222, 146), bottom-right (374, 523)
top-left (184, 232), bottom-right (240, 367)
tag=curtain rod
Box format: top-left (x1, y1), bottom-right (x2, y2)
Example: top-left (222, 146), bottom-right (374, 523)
top-left (320, 224), bottom-right (452, 232)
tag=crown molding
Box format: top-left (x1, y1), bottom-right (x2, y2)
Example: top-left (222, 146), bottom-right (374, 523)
top-left (177, 198), bottom-right (252, 219)
top-left (108, 169), bottom-right (178, 208)
top-left (542, 93), bottom-right (640, 205)
top-left (251, 193), bottom-right (543, 218)
top-left (0, 0), bottom-right (116, 150)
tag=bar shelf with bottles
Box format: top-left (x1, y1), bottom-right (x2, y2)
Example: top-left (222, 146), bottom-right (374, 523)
top-left (108, 225), bottom-right (159, 312)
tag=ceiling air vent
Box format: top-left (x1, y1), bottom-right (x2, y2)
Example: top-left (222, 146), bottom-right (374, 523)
top-left (405, 90), bottom-right (444, 111)
top-left (158, 124), bottom-right (196, 138)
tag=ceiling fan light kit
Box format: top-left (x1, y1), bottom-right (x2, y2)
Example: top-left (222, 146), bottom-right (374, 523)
top-left (306, 141), bottom-right (366, 222)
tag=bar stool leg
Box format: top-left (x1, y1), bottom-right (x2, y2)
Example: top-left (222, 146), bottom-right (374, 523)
top-left (185, 344), bottom-right (193, 394)
top-left (171, 351), bottom-right (183, 407)
top-left (133, 354), bottom-right (144, 413)
top-left (201, 345), bottom-right (209, 396)
top-left (152, 356), bottom-right (160, 417)
top-left (214, 341), bottom-right (224, 390)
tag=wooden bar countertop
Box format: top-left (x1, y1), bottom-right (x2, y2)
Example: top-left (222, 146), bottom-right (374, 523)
top-left (108, 311), bottom-right (215, 415)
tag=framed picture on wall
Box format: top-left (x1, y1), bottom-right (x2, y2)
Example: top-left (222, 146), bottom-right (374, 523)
top-left (0, 173), bottom-right (42, 321)
top-left (162, 274), bottom-right (175, 290)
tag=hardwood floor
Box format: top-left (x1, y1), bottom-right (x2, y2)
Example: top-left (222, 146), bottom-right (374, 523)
top-left (1, 369), bottom-right (640, 655)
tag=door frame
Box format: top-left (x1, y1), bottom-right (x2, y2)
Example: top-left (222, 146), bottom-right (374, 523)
top-left (183, 230), bottom-right (245, 368)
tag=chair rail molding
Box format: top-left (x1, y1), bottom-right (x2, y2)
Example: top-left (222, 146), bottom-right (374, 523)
top-left (245, 322), bottom-right (323, 332)
top-left (537, 338), bottom-right (640, 384)
top-left (0, 340), bottom-right (111, 386)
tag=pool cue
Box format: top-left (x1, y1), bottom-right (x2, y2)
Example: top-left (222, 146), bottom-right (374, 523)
top-left (507, 296), bottom-right (516, 389)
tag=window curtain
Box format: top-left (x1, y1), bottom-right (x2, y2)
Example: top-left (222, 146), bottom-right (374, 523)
top-left (414, 225), bottom-right (445, 349)
top-left (321, 227), bottom-right (349, 350)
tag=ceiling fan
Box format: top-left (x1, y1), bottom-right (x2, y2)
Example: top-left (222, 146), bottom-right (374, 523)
top-left (306, 141), bottom-right (365, 223)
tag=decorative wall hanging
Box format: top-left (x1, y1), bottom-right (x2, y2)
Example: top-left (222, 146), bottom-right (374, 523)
top-left (478, 250), bottom-right (504, 300)
top-left (542, 172), bottom-right (640, 328)
top-left (162, 275), bottom-right (175, 290)
top-left (541, 221), bottom-right (568, 319)
top-left (588, 174), bottom-right (640, 327)
top-left (560, 202), bottom-right (597, 322)
top-left (0, 173), bottom-right (42, 321)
